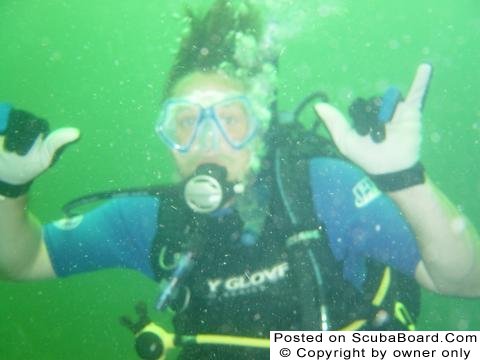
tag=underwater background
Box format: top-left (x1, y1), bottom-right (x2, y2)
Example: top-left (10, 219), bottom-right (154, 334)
top-left (0, 0), bottom-right (479, 359)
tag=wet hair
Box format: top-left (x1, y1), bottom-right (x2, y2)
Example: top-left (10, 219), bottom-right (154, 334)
top-left (163, 0), bottom-right (264, 98)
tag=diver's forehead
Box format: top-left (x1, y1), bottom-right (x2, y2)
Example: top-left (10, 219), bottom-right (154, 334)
top-left (180, 90), bottom-right (242, 106)
top-left (171, 72), bottom-right (246, 105)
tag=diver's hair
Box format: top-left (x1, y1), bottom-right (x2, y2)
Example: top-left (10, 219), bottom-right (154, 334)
top-left (163, 0), bottom-right (264, 98)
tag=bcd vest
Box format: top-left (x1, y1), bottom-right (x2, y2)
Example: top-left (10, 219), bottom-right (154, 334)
top-left (149, 137), bottom-right (420, 359)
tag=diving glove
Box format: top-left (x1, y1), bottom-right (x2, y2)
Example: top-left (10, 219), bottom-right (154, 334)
top-left (0, 103), bottom-right (80, 198)
top-left (314, 64), bottom-right (432, 191)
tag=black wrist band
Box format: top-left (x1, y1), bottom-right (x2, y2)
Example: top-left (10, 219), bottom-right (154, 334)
top-left (369, 162), bottom-right (426, 192)
top-left (0, 180), bottom-right (33, 198)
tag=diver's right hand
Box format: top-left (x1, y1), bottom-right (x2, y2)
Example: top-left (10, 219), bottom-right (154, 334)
top-left (0, 103), bottom-right (80, 198)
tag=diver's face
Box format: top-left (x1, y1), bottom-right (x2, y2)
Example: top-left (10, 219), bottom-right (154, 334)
top-left (169, 72), bottom-right (256, 182)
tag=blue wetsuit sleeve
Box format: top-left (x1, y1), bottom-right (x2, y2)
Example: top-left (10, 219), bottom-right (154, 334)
top-left (309, 157), bottom-right (421, 287)
top-left (0, 103), bottom-right (12, 132)
top-left (43, 196), bottom-right (159, 278)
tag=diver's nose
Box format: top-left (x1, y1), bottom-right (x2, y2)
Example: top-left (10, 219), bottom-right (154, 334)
top-left (195, 118), bottom-right (220, 152)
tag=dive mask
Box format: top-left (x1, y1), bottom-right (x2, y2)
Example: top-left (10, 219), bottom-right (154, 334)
top-left (155, 95), bottom-right (258, 153)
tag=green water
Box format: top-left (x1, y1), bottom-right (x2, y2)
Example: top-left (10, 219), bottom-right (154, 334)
top-left (0, 0), bottom-right (479, 359)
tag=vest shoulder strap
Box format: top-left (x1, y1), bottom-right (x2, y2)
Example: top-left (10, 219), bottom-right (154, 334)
top-left (272, 129), bottom-right (420, 330)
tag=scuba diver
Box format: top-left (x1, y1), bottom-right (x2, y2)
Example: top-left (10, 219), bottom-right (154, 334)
top-left (1, 1), bottom-right (479, 359)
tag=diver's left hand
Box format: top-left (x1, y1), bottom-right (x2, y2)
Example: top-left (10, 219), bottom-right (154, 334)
top-left (314, 63), bottom-right (432, 175)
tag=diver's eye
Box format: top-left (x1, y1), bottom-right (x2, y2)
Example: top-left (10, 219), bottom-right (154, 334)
top-left (222, 116), bottom-right (240, 126)
top-left (177, 116), bottom-right (197, 128)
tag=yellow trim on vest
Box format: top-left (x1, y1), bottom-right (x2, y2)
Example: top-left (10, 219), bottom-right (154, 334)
top-left (339, 266), bottom-right (392, 331)
top-left (339, 319), bottom-right (367, 331)
top-left (372, 267), bottom-right (391, 306)
top-left (196, 334), bottom-right (270, 348)
top-left (394, 301), bottom-right (416, 331)
top-left (158, 246), bottom-right (180, 270)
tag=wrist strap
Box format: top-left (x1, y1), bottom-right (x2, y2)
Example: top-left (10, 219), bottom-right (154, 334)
top-left (369, 163), bottom-right (425, 192)
top-left (0, 180), bottom-right (32, 198)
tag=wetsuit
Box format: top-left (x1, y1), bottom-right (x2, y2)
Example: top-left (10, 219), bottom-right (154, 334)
top-left (44, 157), bottom-right (421, 358)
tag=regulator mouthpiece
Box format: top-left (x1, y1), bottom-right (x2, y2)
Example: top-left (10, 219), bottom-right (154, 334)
top-left (184, 164), bottom-right (243, 213)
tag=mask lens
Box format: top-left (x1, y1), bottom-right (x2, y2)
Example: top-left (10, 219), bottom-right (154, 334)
top-left (159, 102), bottom-right (201, 149)
top-left (214, 98), bottom-right (255, 146)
